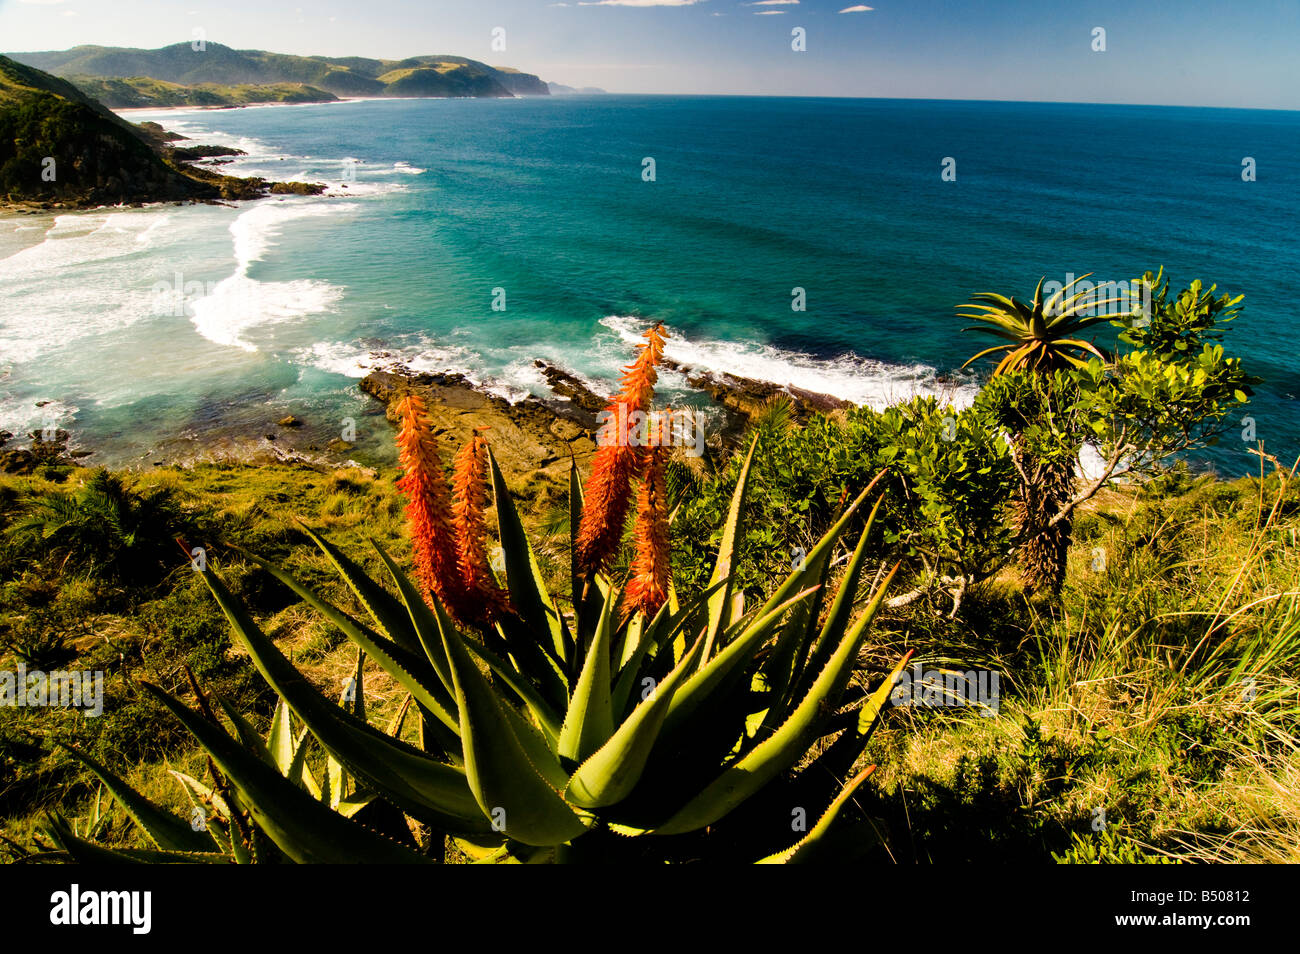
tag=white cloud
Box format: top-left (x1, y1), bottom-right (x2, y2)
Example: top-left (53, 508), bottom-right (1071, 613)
top-left (838, 4), bottom-right (874, 11)
top-left (754, 9), bottom-right (787, 13)
top-left (748, 0), bottom-right (799, 5)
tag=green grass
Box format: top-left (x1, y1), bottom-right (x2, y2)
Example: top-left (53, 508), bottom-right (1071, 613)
top-left (1, 452), bottom-right (1296, 863)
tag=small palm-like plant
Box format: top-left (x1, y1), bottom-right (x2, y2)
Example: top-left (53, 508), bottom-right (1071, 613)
top-left (959, 274), bottom-right (1124, 376)
top-left (42, 325), bottom-right (907, 864)
top-left (959, 273), bottom-right (1133, 593)
top-left (7, 469), bottom-right (190, 585)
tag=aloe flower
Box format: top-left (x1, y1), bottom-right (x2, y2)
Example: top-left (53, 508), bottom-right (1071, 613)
top-left (394, 391), bottom-right (463, 614)
top-left (575, 322), bottom-right (668, 576)
top-left (623, 446), bottom-right (671, 620)
top-left (452, 432), bottom-right (510, 622)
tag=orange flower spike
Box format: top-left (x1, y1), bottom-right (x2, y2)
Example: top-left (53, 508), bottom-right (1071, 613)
top-left (624, 446), bottom-right (672, 620)
top-left (575, 322), bottom-right (669, 576)
top-left (451, 433), bottom-right (510, 621)
top-left (394, 392), bottom-right (463, 613)
top-left (617, 321), bottom-right (667, 412)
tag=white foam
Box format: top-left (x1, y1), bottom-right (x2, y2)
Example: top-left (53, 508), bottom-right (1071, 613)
top-left (598, 315), bottom-right (976, 410)
top-left (0, 397), bottom-right (80, 442)
top-left (189, 202), bottom-right (350, 352)
top-left (0, 210), bottom-right (183, 364)
top-left (393, 162), bottom-right (426, 175)
top-left (294, 338), bottom-right (531, 402)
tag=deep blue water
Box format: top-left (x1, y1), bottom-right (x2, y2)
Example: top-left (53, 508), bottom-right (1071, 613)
top-left (1, 95), bottom-right (1296, 471)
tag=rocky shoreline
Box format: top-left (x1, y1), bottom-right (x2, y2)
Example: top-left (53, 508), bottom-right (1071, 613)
top-left (0, 358), bottom-right (851, 491)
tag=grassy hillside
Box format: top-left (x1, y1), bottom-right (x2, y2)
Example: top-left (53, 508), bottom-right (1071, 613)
top-left (0, 448), bottom-right (1294, 863)
top-left (69, 76), bottom-right (339, 109)
top-left (0, 55), bottom-right (326, 208)
top-left (8, 43), bottom-right (549, 100)
top-left (0, 54), bottom-right (219, 207)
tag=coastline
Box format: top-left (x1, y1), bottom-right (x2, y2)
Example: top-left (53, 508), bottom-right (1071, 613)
top-left (0, 355), bottom-right (847, 483)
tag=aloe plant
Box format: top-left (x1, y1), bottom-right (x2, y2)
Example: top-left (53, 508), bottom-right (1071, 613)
top-left (959, 273), bottom-right (1126, 376)
top-left (42, 326), bottom-right (907, 864)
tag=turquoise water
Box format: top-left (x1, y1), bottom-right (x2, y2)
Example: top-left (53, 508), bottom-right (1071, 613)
top-left (1, 96), bottom-right (1296, 470)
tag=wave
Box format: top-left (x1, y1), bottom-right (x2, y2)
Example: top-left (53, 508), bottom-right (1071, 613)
top-left (597, 315), bottom-right (977, 410)
top-left (190, 203), bottom-right (348, 352)
top-left (0, 396), bottom-right (80, 445)
top-left (293, 337), bottom-right (533, 403)
top-left (0, 210), bottom-right (180, 365)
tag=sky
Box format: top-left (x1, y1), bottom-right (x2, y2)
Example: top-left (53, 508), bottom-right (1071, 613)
top-left (1, 0), bottom-right (1297, 108)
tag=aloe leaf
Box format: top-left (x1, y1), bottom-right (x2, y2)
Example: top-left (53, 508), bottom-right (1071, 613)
top-left (755, 557), bottom-right (832, 731)
top-left (566, 631), bottom-right (707, 809)
top-left (139, 683), bottom-right (436, 863)
top-left (169, 769), bottom-right (232, 823)
top-left (701, 437), bottom-right (758, 663)
top-left (610, 578), bottom-right (726, 718)
top-left (368, 541), bottom-right (455, 694)
top-left (489, 450), bottom-right (566, 667)
top-left (437, 607), bottom-right (591, 847)
top-left (557, 582), bottom-right (618, 763)
top-left (212, 694), bottom-right (276, 766)
top-left (198, 566), bottom-right (490, 832)
top-left (661, 586), bottom-right (819, 740)
top-left (253, 546), bottom-right (459, 736)
top-left (286, 726), bottom-right (322, 798)
top-left (788, 497), bottom-right (886, 703)
top-left (459, 632), bottom-right (563, 745)
top-left (45, 815), bottom-right (229, 864)
top-left (267, 699), bottom-right (294, 773)
top-left (567, 456), bottom-right (584, 659)
top-left (295, 521), bottom-right (423, 657)
top-left (857, 650), bottom-right (913, 738)
top-left (59, 745), bottom-right (216, 853)
top-left (756, 765), bottom-right (878, 864)
top-left (652, 564), bottom-right (898, 835)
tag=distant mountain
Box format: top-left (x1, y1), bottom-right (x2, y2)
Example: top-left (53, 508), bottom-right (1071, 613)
top-left (69, 76), bottom-right (338, 109)
top-left (7, 44), bottom-right (551, 100)
top-left (547, 82), bottom-right (608, 96)
top-left (0, 54), bottom-right (321, 209)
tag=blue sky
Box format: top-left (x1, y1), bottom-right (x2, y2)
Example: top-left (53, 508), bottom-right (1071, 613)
top-left (2, 0), bottom-right (1297, 107)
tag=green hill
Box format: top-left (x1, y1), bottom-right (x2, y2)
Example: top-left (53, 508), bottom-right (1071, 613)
top-left (69, 76), bottom-right (339, 109)
top-left (0, 55), bottom-right (220, 207)
top-left (0, 55), bottom-right (324, 209)
top-left (7, 43), bottom-right (550, 100)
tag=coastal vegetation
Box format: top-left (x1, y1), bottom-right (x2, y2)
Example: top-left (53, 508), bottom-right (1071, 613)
top-left (0, 54), bottom-right (324, 208)
top-left (67, 76), bottom-right (339, 109)
top-left (8, 43), bottom-right (551, 102)
top-left (0, 274), bottom-right (1294, 863)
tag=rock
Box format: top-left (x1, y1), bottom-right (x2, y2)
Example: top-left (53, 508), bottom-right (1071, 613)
top-left (278, 415), bottom-right (303, 428)
top-left (269, 180), bottom-right (327, 195)
top-left (358, 368), bottom-right (597, 497)
top-left (327, 438), bottom-right (355, 453)
top-left (169, 144), bottom-right (248, 162)
top-left (358, 354), bottom-right (854, 497)
top-left (0, 428), bottom-right (77, 473)
top-left (533, 361), bottom-right (607, 418)
top-left (662, 357), bottom-right (849, 432)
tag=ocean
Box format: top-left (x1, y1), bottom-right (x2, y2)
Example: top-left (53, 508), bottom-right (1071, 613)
top-left (1, 95), bottom-right (1296, 471)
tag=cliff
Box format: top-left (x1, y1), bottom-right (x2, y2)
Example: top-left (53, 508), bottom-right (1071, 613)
top-left (0, 55), bottom-right (324, 210)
